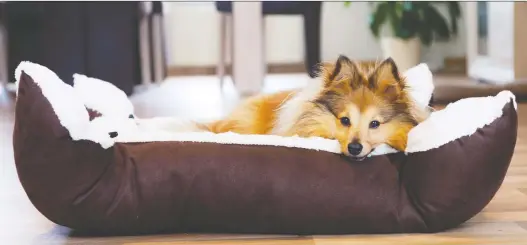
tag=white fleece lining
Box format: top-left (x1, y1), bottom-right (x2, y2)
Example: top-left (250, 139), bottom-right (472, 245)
top-left (113, 90), bottom-right (516, 155)
top-left (14, 61), bottom-right (91, 141)
top-left (117, 131), bottom-right (343, 153)
top-left (405, 90), bottom-right (516, 153)
top-left (73, 74), bottom-right (135, 118)
top-left (15, 61), bottom-right (517, 156)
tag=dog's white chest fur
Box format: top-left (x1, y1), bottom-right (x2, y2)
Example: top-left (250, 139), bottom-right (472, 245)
top-left (271, 78), bottom-right (325, 136)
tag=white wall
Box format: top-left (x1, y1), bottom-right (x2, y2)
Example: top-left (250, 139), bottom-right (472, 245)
top-left (488, 2), bottom-right (514, 64)
top-left (0, 27), bottom-right (7, 85)
top-left (163, 2), bottom-right (467, 69)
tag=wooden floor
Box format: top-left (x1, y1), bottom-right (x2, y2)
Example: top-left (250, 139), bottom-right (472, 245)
top-left (2, 75), bottom-right (527, 244)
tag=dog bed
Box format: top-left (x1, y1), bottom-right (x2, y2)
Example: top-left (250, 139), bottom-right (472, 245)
top-left (13, 61), bottom-right (517, 235)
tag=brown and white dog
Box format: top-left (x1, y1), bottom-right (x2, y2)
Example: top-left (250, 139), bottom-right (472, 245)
top-left (195, 55), bottom-right (431, 160)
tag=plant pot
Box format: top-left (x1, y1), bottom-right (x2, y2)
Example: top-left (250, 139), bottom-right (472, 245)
top-left (380, 37), bottom-right (421, 72)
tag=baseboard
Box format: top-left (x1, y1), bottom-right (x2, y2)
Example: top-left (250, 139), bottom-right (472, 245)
top-left (167, 63), bottom-right (306, 77)
top-left (167, 57), bottom-right (467, 77)
top-left (437, 57), bottom-right (467, 75)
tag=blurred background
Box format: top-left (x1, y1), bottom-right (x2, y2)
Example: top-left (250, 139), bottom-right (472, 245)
top-left (1, 1), bottom-right (526, 121)
top-left (2, 2), bottom-right (527, 244)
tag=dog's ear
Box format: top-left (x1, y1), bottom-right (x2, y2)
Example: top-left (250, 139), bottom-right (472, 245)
top-left (318, 55), bottom-right (362, 88)
top-left (369, 57), bottom-right (404, 100)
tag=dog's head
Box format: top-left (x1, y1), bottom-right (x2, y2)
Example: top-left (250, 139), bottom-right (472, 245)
top-left (305, 55), bottom-right (423, 160)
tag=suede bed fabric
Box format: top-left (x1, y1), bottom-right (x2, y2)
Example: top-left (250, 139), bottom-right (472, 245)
top-left (13, 71), bottom-right (517, 235)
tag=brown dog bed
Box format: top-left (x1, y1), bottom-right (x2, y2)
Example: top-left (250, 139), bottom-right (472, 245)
top-left (13, 62), bottom-right (517, 235)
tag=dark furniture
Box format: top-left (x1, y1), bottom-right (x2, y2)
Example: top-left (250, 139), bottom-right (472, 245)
top-left (215, 1), bottom-right (322, 78)
top-left (4, 2), bottom-right (142, 95)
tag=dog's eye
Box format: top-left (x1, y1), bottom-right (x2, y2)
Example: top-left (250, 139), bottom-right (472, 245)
top-left (340, 117), bottom-right (351, 126)
top-left (369, 120), bottom-right (380, 129)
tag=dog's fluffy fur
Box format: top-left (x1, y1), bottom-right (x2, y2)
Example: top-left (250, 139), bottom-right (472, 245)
top-left (199, 55), bottom-right (431, 159)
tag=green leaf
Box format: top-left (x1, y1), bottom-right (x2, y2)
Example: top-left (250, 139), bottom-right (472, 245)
top-left (367, 1), bottom-right (459, 44)
top-left (447, 2), bottom-right (461, 18)
top-left (419, 24), bottom-right (433, 46)
top-left (399, 8), bottom-right (420, 39)
top-left (369, 2), bottom-right (390, 38)
top-left (424, 5), bottom-right (450, 40)
top-left (394, 2), bottom-right (404, 19)
top-left (447, 2), bottom-right (461, 35)
top-left (386, 3), bottom-right (402, 38)
top-left (344, 1), bottom-right (352, 8)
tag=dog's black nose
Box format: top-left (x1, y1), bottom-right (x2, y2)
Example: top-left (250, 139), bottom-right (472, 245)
top-left (348, 143), bottom-right (363, 156)
top-left (109, 132), bottom-right (118, 138)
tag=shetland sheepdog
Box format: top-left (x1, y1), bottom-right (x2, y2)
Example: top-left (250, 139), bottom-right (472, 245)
top-left (198, 55), bottom-right (430, 160)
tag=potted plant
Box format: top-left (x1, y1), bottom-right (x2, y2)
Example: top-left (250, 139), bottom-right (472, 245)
top-left (346, 2), bottom-right (462, 71)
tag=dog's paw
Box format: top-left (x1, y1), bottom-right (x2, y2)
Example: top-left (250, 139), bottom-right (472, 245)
top-left (369, 144), bottom-right (398, 157)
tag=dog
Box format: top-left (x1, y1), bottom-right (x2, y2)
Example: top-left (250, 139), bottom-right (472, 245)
top-left (197, 55), bottom-right (431, 160)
